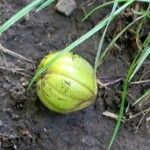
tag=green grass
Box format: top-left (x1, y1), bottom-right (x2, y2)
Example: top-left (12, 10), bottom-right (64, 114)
top-left (36, 0), bottom-right (55, 12)
top-left (107, 53), bottom-right (138, 150)
top-left (98, 15), bottom-right (144, 65)
top-left (94, 0), bottom-right (119, 73)
top-left (82, 0), bottom-right (150, 22)
top-left (106, 3), bottom-right (150, 150)
top-left (28, 2), bottom-right (149, 149)
top-left (28, 0), bottom-right (134, 88)
top-left (82, 1), bottom-right (150, 149)
top-left (0, 0), bottom-right (55, 35)
top-left (0, 0), bottom-right (150, 150)
top-left (82, 0), bottom-right (126, 22)
top-left (107, 46), bottom-right (150, 150)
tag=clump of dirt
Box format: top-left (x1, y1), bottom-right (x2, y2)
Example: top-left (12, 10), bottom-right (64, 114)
top-left (0, 0), bottom-right (150, 150)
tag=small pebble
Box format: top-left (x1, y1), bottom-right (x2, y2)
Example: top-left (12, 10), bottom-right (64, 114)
top-left (55, 0), bottom-right (77, 16)
top-left (13, 145), bottom-right (17, 149)
top-left (12, 114), bottom-right (20, 120)
top-left (0, 120), bottom-right (3, 126)
top-left (81, 135), bottom-right (99, 147)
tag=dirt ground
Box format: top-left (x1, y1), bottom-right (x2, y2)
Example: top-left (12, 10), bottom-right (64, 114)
top-left (0, 0), bottom-right (150, 150)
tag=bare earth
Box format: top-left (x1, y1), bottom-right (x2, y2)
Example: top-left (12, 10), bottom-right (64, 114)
top-left (0, 1), bottom-right (150, 150)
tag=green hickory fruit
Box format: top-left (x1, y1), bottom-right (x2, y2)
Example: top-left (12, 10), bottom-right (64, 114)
top-left (36, 51), bottom-right (97, 113)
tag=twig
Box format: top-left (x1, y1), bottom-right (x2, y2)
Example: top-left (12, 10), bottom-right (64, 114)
top-left (80, 0), bottom-right (96, 13)
top-left (103, 107), bottom-right (150, 123)
top-left (103, 111), bottom-right (125, 122)
top-left (97, 78), bottom-right (122, 88)
top-left (135, 114), bottom-right (146, 133)
top-left (139, 70), bottom-right (150, 80)
top-left (146, 117), bottom-right (150, 131)
top-left (0, 50), bottom-right (7, 67)
top-left (0, 44), bottom-right (35, 63)
top-left (125, 103), bottom-right (130, 114)
top-left (0, 66), bottom-right (29, 77)
top-left (131, 79), bottom-right (150, 85)
top-left (127, 107), bottom-right (150, 121)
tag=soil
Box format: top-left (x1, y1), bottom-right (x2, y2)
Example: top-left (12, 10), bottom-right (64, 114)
top-left (0, 0), bottom-right (150, 150)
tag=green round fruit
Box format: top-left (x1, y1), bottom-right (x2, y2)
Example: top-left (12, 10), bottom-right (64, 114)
top-left (36, 51), bottom-right (97, 113)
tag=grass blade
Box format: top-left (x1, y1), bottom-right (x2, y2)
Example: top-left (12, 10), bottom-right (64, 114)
top-left (94, 0), bottom-right (119, 72)
top-left (129, 46), bottom-right (150, 81)
top-left (132, 88), bottom-right (150, 106)
top-left (0, 0), bottom-right (45, 35)
top-left (98, 15), bottom-right (144, 65)
top-left (108, 44), bottom-right (150, 149)
top-left (82, 0), bottom-right (126, 22)
top-left (82, 0), bottom-right (149, 21)
top-left (36, 0), bottom-right (55, 12)
top-left (138, 0), bottom-right (150, 2)
top-left (107, 52), bottom-right (138, 150)
top-left (28, 0), bottom-right (134, 89)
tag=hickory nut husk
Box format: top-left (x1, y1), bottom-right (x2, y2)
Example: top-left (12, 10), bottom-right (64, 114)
top-left (36, 51), bottom-right (97, 113)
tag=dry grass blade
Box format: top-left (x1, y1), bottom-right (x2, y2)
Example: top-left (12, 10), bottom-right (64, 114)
top-left (98, 15), bottom-right (144, 64)
top-left (0, 44), bottom-right (35, 63)
top-left (94, 0), bottom-right (118, 73)
top-left (0, 66), bottom-right (29, 77)
top-left (132, 89), bottom-right (150, 106)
